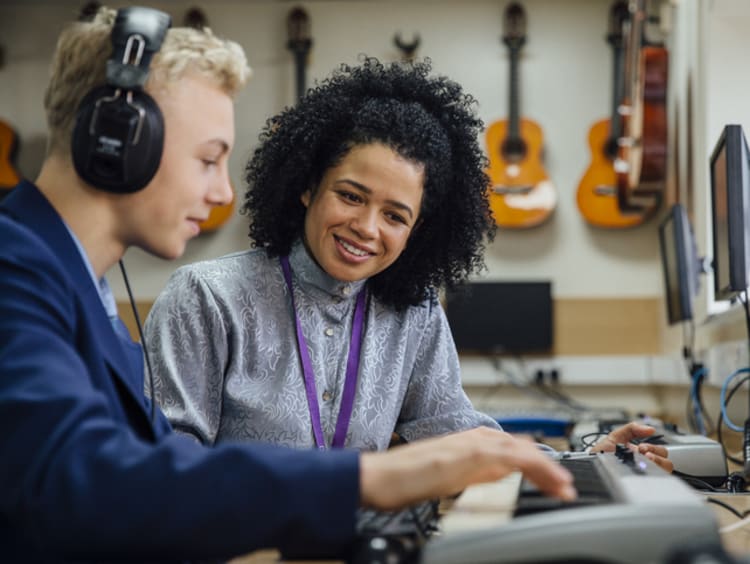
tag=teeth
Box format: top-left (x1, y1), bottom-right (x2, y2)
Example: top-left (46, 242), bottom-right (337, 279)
top-left (339, 238), bottom-right (368, 257)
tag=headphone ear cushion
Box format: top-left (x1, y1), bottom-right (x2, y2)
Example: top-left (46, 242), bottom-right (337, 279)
top-left (72, 86), bottom-right (164, 194)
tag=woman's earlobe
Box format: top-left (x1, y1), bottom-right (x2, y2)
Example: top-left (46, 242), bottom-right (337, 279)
top-left (301, 189), bottom-right (311, 208)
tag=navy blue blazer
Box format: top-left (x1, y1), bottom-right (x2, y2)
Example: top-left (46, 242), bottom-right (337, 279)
top-left (0, 182), bottom-right (359, 562)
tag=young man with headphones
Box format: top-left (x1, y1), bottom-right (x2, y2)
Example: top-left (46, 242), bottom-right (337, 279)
top-left (0, 4), bottom-right (675, 562)
top-left (0, 6), bottom-right (580, 561)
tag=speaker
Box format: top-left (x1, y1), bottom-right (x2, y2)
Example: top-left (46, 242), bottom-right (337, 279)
top-left (72, 7), bottom-right (171, 193)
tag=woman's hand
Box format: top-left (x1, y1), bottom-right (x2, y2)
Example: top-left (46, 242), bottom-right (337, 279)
top-left (589, 422), bottom-right (674, 473)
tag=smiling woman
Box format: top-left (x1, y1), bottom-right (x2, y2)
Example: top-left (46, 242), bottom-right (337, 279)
top-left (143, 57), bottom-right (501, 452)
top-left (299, 143), bottom-right (424, 283)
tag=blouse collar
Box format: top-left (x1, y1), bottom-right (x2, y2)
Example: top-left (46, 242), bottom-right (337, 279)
top-left (288, 240), bottom-right (367, 300)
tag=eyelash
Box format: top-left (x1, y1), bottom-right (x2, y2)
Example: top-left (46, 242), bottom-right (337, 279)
top-left (338, 190), bottom-right (362, 203)
top-left (336, 190), bottom-right (409, 226)
top-left (386, 212), bottom-right (407, 225)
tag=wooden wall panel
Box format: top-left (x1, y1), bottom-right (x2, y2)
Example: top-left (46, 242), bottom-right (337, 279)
top-left (553, 298), bottom-right (662, 355)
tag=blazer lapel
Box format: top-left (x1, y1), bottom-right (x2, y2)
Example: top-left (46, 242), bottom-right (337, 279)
top-left (1, 182), bottom-right (157, 438)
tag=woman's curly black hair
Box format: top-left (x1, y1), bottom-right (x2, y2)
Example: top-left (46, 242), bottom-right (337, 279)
top-left (242, 56), bottom-right (496, 310)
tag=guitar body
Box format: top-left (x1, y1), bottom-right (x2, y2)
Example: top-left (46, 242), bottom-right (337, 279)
top-left (616, 0), bottom-right (667, 212)
top-left (199, 199), bottom-right (235, 232)
top-left (638, 45), bottom-right (668, 191)
top-left (486, 118), bottom-right (556, 229)
top-left (0, 119), bottom-right (21, 192)
top-left (576, 118), bottom-right (654, 228)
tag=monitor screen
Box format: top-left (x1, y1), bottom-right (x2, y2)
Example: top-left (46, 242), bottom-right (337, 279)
top-left (710, 124), bottom-right (750, 300)
top-left (658, 203), bottom-right (699, 325)
top-left (444, 281), bottom-right (553, 354)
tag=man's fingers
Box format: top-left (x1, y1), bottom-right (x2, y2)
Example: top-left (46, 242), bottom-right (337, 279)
top-left (508, 441), bottom-right (577, 501)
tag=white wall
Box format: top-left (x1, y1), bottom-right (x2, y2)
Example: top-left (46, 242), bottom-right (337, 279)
top-left (0, 0), bottom-right (666, 301)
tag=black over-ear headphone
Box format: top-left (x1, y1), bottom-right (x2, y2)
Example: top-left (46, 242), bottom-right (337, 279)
top-left (72, 7), bottom-right (171, 193)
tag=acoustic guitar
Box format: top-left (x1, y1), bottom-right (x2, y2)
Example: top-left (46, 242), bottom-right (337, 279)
top-left (615, 0), bottom-right (667, 213)
top-left (183, 7), bottom-right (235, 233)
top-left (576, 1), bottom-right (656, 228)
top-left (485, 2), bottom-right (556, 229)
top-left (0, 119), bottom-right (21, 201)
top-left (286, 6), bottom-right (312, 103)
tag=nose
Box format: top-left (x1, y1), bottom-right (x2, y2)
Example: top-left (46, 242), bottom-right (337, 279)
top-left (208, 166), bottom-right (234, 207)
top-left (351, 207), bottom-right (378, 239)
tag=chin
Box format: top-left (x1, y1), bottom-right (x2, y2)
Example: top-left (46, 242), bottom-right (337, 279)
top-left (148, 242), bottom-right (186, 261)
top-left (326, 265), bottom-right (368, 283)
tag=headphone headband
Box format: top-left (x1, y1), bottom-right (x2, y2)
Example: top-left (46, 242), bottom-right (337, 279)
top-left (107, 7), bottom-right (171, 90)
top-left (72, 7), bottom-right (172, 194)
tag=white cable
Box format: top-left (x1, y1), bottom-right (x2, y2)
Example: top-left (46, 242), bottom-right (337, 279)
top-left (720, 513), bottom-right (750, 534)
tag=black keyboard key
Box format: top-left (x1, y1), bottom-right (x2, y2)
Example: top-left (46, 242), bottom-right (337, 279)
top-left (515, 456), bottom-right (613, 517)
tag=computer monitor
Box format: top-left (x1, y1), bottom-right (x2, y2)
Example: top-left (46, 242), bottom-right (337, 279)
top-left (710, 124), bottom-right (750, 301)
top-left (658, 203), bottom-right (700, 325)
top-left (444, 281), bottom-right (553, 354)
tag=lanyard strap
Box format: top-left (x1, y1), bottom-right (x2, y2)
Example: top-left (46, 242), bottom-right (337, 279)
top-left (280, 256), bottom-right (367, 449)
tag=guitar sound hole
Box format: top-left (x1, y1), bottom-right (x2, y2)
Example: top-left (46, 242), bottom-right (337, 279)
top-left (604, 137), bottom-right (618, 160)
top-left (501, 137), bottom-right (527, 162)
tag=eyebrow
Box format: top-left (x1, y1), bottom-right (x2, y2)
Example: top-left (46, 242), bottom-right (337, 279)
top-left (334, 179), bottom-right (415, 219)
top-left (203, 139), bottom-right (230, 154)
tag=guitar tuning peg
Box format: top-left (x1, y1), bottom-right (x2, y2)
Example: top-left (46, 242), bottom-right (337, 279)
top-left (77, 1), bottom-right (101, 22)
top-left (183, 7), bottom-right (208, 30)
top-left (393, 32), bottom-right (420, 61)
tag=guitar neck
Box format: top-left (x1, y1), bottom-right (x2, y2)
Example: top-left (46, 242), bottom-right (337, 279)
top-left (293, 49), bottom-right (307, 102)
top-left (508, 48), bottom-right (521, 140)
top-left (609, 44), bottom-right (625, 142)
top-left (287, 36), bottom-right (312, 103)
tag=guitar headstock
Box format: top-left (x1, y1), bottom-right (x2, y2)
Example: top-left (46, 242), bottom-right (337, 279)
top-left (287, 6), bottom-right (313, 56)
top-left (183, 6), bottom-right (208, 30)
top-left (606, 0), bottom-right (629, 49)
top-left (502, 2), bottom-right (527, 52)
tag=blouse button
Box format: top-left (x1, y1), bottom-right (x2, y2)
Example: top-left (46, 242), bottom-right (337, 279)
top-left (324, 327), bottom-right (334, 337)
top-left (322, 390), bottom-right (332, 401)
top-left (342, 285), bottom-right (352, 296)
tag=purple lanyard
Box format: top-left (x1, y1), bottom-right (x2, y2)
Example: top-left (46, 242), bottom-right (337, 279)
top-left (280, 256), bottom-right (367, 450)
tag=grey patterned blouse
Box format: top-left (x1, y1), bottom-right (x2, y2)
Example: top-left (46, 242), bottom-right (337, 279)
top-left (144, 241), bottom-right (499, 451)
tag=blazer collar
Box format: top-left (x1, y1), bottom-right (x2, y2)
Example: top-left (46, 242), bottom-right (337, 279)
top-left (1, 181), bottom-right (156, 437)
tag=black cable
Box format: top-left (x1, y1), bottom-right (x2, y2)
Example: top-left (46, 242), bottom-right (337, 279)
top-left (537, 382), bottom-right (591, 413)
top-left (741, 290), bottom-right (750, 479)
top-left (579, 431), bottom-right (608, 450)
top-left (705, 497), bottom-right (747, 519)
top-left (742, 290), bottom-right (750, 362)
top-left (671, 470), bottom-right (724, 492)
top-left (716, 373), bottom-right (750, 467)
top-left (119, 260), bottom-right (157, 425)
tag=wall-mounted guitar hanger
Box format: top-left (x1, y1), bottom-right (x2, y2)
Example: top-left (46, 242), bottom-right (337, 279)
top-left (287, 6), bottom-right (313, 103)
top-left (393, 32), bottom-right (420, 61)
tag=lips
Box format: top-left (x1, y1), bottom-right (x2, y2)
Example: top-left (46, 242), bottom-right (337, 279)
top-left (335, 235), bottom-right (373, 257)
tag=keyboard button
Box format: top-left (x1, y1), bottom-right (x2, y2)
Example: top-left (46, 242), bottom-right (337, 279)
top-left (515, 456), bottom-right (613, 517)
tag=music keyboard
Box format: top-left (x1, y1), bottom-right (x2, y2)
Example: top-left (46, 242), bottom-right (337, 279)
top-left (570, 418), bottom-right (729, 486)
top-left (421, 451), bottom-right (721, 564)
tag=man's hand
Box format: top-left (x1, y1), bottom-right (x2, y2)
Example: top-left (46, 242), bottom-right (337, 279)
top-left (589, 422), bottom-right (674, 473)
top-left (360, 427), bottom-right (576, 510)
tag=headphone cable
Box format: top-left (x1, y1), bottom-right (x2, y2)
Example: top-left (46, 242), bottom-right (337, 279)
top-left (119, 259), bottom-right (157, 424)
